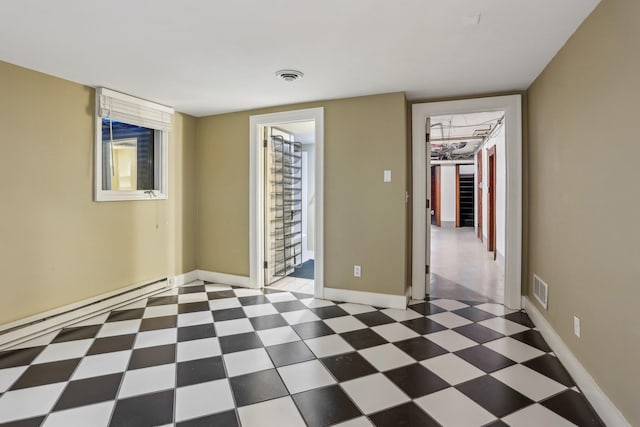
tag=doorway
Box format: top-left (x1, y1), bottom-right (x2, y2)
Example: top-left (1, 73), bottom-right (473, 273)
top-left (487, 146), bottom-right (497, 254)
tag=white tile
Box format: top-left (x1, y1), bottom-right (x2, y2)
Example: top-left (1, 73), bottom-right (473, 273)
top-left (70, 313), bottom-right (110, 328)
top-left (415, 387), bottom-right (496, 427)
top-left (97, 319), bottom-right (141, 338)
top-left (238, 396), bottom-right (306, 427)
top-left (175, 379), bottom-right (235, 422)
top-left (158, 287), bottom-right (179, 296)
top-left (223, 348), bottom-right (273, 377)
top-left (420, 354), bottom-right (484, 385)
top-left (134, 329), bottom-right (177, 349)
top-left (380, 308), bottom-right (423, 322)
top-left (243, 303), bottom-right (278, 318)
top-left (491, 364), bottom-right (567, 401)
top-left (10, 331), bottom-right (57, 349)
top-left (176, 337), bottom-right (221, 362)
top-left (281, 309), bottom-right (320, 325)
top-left (331, 417), bottom-right (374, 427)
top-left (257, 326), bottom-right (300, 346)
top-left (177, 311), bottom-right (213, 327)
top-left (424, 330), bottom-right (477, 352)
top-left (300, 298), bottom-right (335, 308)
top-left (205, 283), bottom-right (232, 292)
top-left (178, 293), bottom-right (208, 304)
top-left (478, 317), bottom-right (529, 336)
top-left (304, 335), bottom-right (354, 358)
top-left (475, 303), bottom-right (518, 316)
top-left (278, 360), bottom-right (336, 394)
top-left (265, 292), bottom-right (297, 303)
top-left (143, 304), bottom-right (178, 318)
top-left (72, 350), bottom-right (131, 380)
top-left (208, 298), bottom-right (242, 311)
top-left (118, 298), bottom-right (148, 309)
top-left (33, 339), bottom-right (93, 364)
top-left (339, 303), bottom-right (376, 315)
top-left (233, 288), bottom-right (264, 297)
top-left (0, 383), bottom-right (66, 423)
top-left (429, 299), bottom-right (470, 311)
top-left (358, 344), bottom-right (415, 371)
top-left (371, 323), bottom-right (419, 342)
top-left (341, 373), bottom-right (409, 414)
top-left (43, 401), bottom-right (114, 427)
top-left (427, 312), bottom-right (473, 329)
top-left (215, 318), bottom-right (254, 337)
top-left (0, 366), bottom-right (27, 393)
top-left (118, 364), bottom-right (175, 398)
top-left (502, 403), bottom-right (577, 427)
top-left (483, 337), bottom-right (544, 363)
top-left (323, 316), bottom-right (367, 334)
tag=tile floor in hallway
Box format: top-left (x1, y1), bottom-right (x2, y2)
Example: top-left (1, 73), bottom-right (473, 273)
top-left (0, 281), bottom-right (604, 427)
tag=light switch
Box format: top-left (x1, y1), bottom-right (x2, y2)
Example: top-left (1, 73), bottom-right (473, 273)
top-left (384, 170), bottom-right (392, 182)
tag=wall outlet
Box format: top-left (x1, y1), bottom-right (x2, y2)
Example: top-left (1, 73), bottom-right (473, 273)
top-left (574, 316), bottom-right (581, 338)
top-left (353, 265), bottom-right (361, 277)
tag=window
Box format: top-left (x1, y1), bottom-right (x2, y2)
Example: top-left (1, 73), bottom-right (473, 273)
top-left (95, 88), bottom-right (173, 201)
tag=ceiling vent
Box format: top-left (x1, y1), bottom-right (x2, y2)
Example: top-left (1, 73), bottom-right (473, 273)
top-left (275, 69), bottom-right (304, 82)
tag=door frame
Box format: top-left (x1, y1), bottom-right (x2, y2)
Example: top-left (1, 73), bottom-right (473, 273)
top-left (477, 151), bottom-right (483, 240)
top-left (431, 165), bottom-right (441, 227)
top-left (249, 107), bottom-right (325, 298)
top-left (411, 95), bottom-right (522, 309)
top-left (487, 146), bottom-right (497, 253)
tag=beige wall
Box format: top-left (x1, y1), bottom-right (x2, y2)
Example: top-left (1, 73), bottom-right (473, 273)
top-left (0, 61), bottom-right (197, 325)
top-left (196, 92), bottom-right (408, 296)
top-left (527, 0), bottom-right (639, 424)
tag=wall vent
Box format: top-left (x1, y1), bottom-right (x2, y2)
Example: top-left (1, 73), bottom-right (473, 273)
top-left (533, 274), bottom-right (549, 310)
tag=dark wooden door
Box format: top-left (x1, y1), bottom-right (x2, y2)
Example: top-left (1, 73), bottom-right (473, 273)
top-left (477, 152), bottom-right (483, 240)
top-left (431, 166), bottom-right (441, 226)
top-left (488, 146), bottom-right (497, 253)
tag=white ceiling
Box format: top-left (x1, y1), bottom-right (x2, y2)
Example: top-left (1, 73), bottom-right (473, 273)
top-left (0, 0), bottom-right (599, 117)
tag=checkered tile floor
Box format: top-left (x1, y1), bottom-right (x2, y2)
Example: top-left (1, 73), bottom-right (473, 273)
top-left (0, 281), bottom-right (604, 426)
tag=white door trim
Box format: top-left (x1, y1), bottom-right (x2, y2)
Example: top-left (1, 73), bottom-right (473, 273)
top-left (249, 108), bottom-right (325, 298)
top-left (411, 95), bottom-right (522, 309)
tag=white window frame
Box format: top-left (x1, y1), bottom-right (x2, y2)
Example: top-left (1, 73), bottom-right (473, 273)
top-left (94, 88), bottom-right (172, 202)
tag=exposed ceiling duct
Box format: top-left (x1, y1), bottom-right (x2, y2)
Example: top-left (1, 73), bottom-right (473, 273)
top-left (430, 111), bottom-right (504, 161)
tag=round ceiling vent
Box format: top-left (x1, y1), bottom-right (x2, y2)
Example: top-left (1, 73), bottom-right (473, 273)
top-left (275, 69), bottom-right (304, 82)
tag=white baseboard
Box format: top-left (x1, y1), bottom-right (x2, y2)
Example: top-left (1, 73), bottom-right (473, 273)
top-left (170, 270), bottom-right (198, 287)
top-left (523, 296), bottom-right (631, 427)
top-left (0, 278), bottom-right (170, 350)
top-left (323, 287), bottom-right (408, 310)
top-left (196, 270), bottom-right (254, 288)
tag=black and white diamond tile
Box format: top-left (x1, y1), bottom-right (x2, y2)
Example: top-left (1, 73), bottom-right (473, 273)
top-left (0, 281), bottom-right (605, 426)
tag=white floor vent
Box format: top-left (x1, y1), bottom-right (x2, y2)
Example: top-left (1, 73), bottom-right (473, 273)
top-left (533, 274), bottom-right (549, 310)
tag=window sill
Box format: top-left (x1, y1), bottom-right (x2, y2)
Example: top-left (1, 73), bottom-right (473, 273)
top-left (95, 190), bottom-right (168, 202)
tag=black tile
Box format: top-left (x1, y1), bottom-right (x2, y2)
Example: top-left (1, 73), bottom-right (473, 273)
top-left (106, 308), bottom-right (145, 322)
top-left (0, 416), bottom-right (46, 427)
top-left (503, 311), bottom-right (535, 328)
top-left (110, 390), bottom-right (174, 427)
top-left (207, 290), bottom-right (236, 300)
top-left (309, 305), bottom-right (349, 319)
top-left (407, 302), bottom-right (446, 316)
top-left (146, 295), bottom-right (179, 306)
top-left (178, 324), bottom-right (216, 342)
top-left (384, 363), bottom-right (449, 398)
top-left (353, 311), bottom-right (395, 327)
top-left (291, 291), bottom-right (313, 300)
top-left (52, 325), bottom-right (102, 343)
top-left (293, 385), bottom-right (362, 427)
top-left (455, 346), bottom-right (516, 373)
top-left (87, 334), bottom-right (136, 355)
top-left (229, 369), bottom-right (288, 406)
top-left (273, 300), bottom-right (308, 313)
top-left (401, 317), bottom-right (447, 335)
top-left (393, 337), bottom-right (448, 361)
top-left (523, 354), bottom-right (575, 387)
top-left (483, 421), bottom-right (509, 427)
top-left (369, 402), bottom-right (440, 427)
top-left (321, 352), bottom-right (377, 382)
top-left (212, 307), bottom-right (247, 322)
top-left (458, 299), bottom-right (486, 306)
top-left (238, 295), bottom-right (270, 306)
top-left (10, 358), bottom-right (80, 390)
top-left (249, 314), bottom-right (288, 331)
top-left (456, 375), bottom-right (533, 418)
top-left (266, 341), bottom-right (316, 367)
top-left (140, 315), bottom-right (177, 332)
top-left (453, 323), bottom-right (504, 344)
top-left (541, 389), bottom-right (605, 427)
top-left (340, 329), bottom-right (387, 350)
top-left (178, 301), bottom-right (210, 314)
top-left (179, 285), bottom-right (205, 294)
top-left (177, 356), bottom-right (226, 387)
top-left (262, 288), bottom-right (285, 294)
top-left (0, 346), bottom-right (45, 369)
top-left (452, 307), bottom-right (497, 322)
top-left (54, 373), bottom-right (122, 410)
top-left (128, 344), bottom-right (176, 370)
top-left (509, 330), bottom-right (551, 353)
top-left (219, 332), bottom-right (263, 354)
top-left (292, 321), bottom-right (335, 340)
top-left (176, 410), bottom-right (239, 427)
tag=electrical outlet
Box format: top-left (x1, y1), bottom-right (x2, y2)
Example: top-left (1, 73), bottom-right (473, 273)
top-left (353, 265), bottom-right (361, 277)
top-left (574, 316), bottom-right (581, 338)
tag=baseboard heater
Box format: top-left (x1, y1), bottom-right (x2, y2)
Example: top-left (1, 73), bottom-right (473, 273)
top-left (0, 278), bottom-right (170, 350)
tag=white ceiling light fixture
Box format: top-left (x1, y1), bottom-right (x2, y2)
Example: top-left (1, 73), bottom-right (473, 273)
top-left (275, 69), bottom-right (304, 82)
